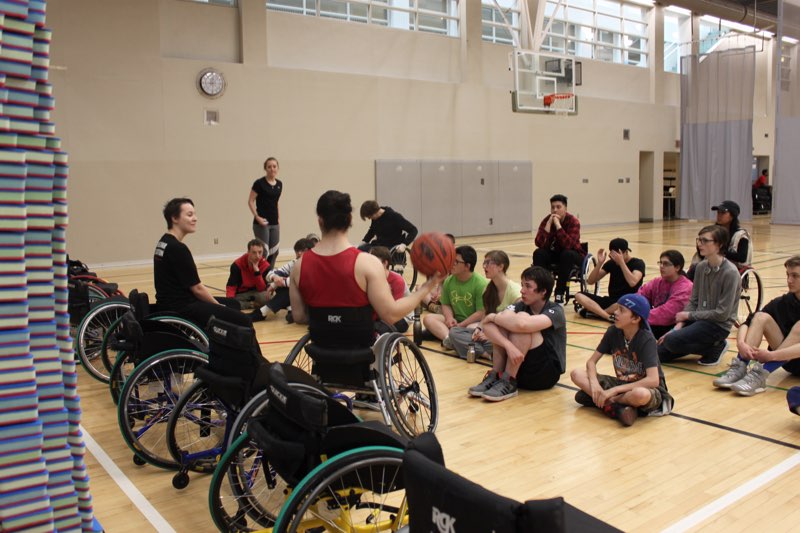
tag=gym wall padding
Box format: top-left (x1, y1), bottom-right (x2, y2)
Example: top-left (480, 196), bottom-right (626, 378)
top-left (0, 1), bottom-right (96, 531)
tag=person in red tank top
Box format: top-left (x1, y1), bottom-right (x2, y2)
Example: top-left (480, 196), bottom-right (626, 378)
top-left (290, 190), bottom-right (442, 349)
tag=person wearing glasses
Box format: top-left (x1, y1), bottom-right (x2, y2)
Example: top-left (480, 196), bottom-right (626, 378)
top-left (449, 250), bottom-right (521, 361)
top-left (636, 250), bottom-right (693, 340)
top-left (657, 225), bottom-right (741, 366)
top-left (688, 200), bottom-right (751, 280)
top-left (421, 245), bottom-right (488, 349)
top-left (573, 238), bottom-right (645, 322)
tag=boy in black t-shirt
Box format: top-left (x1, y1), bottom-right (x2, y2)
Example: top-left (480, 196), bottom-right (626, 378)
top-left (154, 198), bottom-right (244, 327)
top-left (574, 238), bottom-right (645, 322)
top-left (570, 293), bottom-right (673, 426)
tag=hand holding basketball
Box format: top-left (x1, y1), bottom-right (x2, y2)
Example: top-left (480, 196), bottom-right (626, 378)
top-left (410, 232), bottom-right (456, 277)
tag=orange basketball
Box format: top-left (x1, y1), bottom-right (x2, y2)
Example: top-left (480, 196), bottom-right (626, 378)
top-left (410, 232), bottom-right (455, 277)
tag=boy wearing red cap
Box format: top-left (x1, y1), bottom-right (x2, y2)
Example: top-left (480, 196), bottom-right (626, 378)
top-left (570, 293), bottom-right (673, 426)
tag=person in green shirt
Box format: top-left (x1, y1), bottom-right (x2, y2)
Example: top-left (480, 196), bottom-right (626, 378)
top-left (422, 245), bottom-right (489, 348)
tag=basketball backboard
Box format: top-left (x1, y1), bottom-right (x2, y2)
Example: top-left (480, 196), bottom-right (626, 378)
top-left (510, 50), bottom-right (579, 114)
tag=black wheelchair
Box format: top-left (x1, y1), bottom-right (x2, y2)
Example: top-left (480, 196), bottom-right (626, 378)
top-left (283, 331), bottom-right (438, 439)
top-left (208, 362), bottom-right (410, 532)
top-left (403, 432), bottom-right (622, 533)
top-left (536, 243), bottom-right (598, 310)
top-left (165, 316), bottom-right (269, 489)
top-left (388, 244), bottom-right (418, 291)
top-left (737, 266), bottom-right (763, 327)
top-left (75, 289), bottom-right (209, 383)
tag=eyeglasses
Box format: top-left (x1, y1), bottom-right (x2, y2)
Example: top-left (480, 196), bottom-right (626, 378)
top-left (482, 260), bottom-right (496, 267)
top-left (696, 237), bottom-right (715, 245)
top-left (656, 261), bottom-right (674, 267)
top-left (453, 260), bottom-right (466, 265)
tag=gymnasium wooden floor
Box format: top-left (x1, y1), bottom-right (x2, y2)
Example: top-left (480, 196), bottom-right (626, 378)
top-left (77, 217), bottom-right (800, 532)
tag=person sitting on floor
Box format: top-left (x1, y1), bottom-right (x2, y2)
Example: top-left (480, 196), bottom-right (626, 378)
top-left (713, 255), bottom-right (800, 396)
top-left (251, 237), bottom-right (315, 323)
top-left (225, 238), bottom-right (270, 311)
top-left (570, 293), bottom-right (674, 427)
top-left (574, 238), bottom-right (645, 322)
top-left (657, 225), bottom-right (741, 366)
top-left (369, 246), bottom-right (412, 334)
top-left (468, 266), bottom-right (566, 402)
top-left (637, 250), bottom-right (693, 340)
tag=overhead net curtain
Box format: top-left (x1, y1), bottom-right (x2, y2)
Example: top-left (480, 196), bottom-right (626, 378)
top-left (773, 2), bottom-right (800, 225)
top-left (679, 47), bottom-right (756, 221)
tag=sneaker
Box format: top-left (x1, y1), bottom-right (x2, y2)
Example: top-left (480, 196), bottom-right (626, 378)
top-left (441, 336), bottom-right (454, 350)
top-left (578, 308), bottom-right (588, 319)
top-left (712, 357), bottom-right (748, 388)
top-left (730, 362), bottom-right (768, 396)
top-left (575, 390), bottom-right (594, 407)
top-left (787, 387), bottom-right (800, 415)
top-left (603, 403), bottom-right (638, 427)
top-left (468, 371), bottom-right (499, 397)
top-left (285, 311), bottom-right (294, 324)
top-left (554, 294), bottom-right (566, 306)
top-left (250, 308), bottom-right (265, 323)
top-left (698, 340), bottom-right (728, 366)
top-left (482, 373), bottom-right (518, 402)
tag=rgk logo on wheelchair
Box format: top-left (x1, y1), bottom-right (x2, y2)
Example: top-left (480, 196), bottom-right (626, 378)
top-left (432, 506), bottom-right (457, 533)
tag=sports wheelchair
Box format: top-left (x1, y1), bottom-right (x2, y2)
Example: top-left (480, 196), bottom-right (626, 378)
top-left (388, 244), bottom-right (418, 291)
top-left (209, 362), bottom-right (410, 532)
top-left (75, 289), bottom-right (208, 383)
top-left (536, 243), bottom-right (598, 310)
top-left (737, 267), bottom-right (763, 327)
top-left (284, 331), bottom-right (438, 439)
top-left (165, 316), bottom-right (269, 489)
top-left (403, 432), bottom-right (622, 533)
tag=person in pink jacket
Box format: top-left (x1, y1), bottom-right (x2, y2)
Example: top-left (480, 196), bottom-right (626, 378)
top-left (637, 250), bottom-right (693, 340)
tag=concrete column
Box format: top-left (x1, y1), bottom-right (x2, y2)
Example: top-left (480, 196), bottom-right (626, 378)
top-left (239, 0), bottom-right (267, 65)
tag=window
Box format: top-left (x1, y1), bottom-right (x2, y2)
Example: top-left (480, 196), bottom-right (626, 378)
top-left (664, 6), bottom-right (689, 73)
top-left (267, 0), bottom-right (460, 37)
top-left (482, 0), bottom-right (521, 45)
top-left (542, 0), bottom-right (649, 68)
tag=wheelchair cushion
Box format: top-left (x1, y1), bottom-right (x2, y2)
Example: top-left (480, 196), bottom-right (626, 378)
top-left (95, 282), bottom-right (118, 295)
top-left (305, 343), bottom-right (375, 366)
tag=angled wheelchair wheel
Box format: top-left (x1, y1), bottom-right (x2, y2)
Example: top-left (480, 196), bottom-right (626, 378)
top-left (284, 333), bottom-right (313, 374)
top-left (208, 431), bottom-right (289, 532)
top-left (166, 379), bottom-right (228, 478)
top-left (737, 268), bottom-right (763, 327)
top-left (227, 389), bottom-right (270, 449)
top-left (378, 333), bottom-right (438, 438)
top-left (108, 351), bottom-right (137, 405)
top-left (154, 315), bottom-right (210, 352)
top-left (272, 446), bottom-right (407, 533)
top-left (117, 349), bottom-right (208, 470)
top-left (75, 300), bottom-right (132, 383)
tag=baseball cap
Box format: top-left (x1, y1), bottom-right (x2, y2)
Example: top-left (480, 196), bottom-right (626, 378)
top-left (609, 238), bottom-right (630, 253)
top-left (711, 200), bottom-right (740, 217)
top-left (617, 293), bottom-right (651, 330)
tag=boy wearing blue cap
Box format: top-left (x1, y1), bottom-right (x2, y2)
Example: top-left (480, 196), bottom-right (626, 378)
top-left (570, 293), bottom-right (674, 426)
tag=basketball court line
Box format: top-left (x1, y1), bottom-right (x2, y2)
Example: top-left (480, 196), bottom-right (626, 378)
top-left (81, 425), bottom-right (176, 533)
top-left (661, 452), bottom-right (800, 532)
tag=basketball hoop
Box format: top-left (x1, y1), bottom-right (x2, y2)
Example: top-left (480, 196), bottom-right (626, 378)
top-left (543, 92), bottom-right (575, 114)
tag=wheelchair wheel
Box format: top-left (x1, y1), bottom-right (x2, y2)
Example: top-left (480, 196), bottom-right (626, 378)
top-left (389, 247), bottom-right (418, 292)
top-left (108, 351), bottom-right (137, 405)
top-left (117, 349), bottom-right (208, 470)
top-left (284, 333), bottom-right (313, 374)
top-left (154, 315), bottom-right (210, 352)
top-left (227, 389), bottom-right (270, 449)
top-left (378, 333), bottom-right (438, 438)
top-left (166, 380), bottom-right (228, 477)
top-left (75, 300), bottom-right (132, 383)
top-left (737, 268), bottom-right (764, 327)
top-left (208, 431), bottom-right (288, 532)
top-left (272, 446), bottom-right (407, 533)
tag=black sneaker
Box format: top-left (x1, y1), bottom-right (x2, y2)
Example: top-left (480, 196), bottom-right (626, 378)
top-left (698, 339), bottom-right (728, 366)
top-left (250, 308), bottom-right (265, 323)
top-left (285, 311), bottom-right (294, 324)
top-left (575, 390), bottom-right (594, 407)
top-left (603, 402), bottom-right (638, 426)
top-left (554, 294), bottom-right (566, 306)
top-left (481, 373), bottom-right (518, 402)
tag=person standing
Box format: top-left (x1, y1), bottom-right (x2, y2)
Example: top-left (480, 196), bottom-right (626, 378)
top-left (248, 157), bottom-right (283, 271)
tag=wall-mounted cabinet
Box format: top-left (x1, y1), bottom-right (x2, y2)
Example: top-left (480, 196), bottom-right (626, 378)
top-left (375, 160), bottom-right (532, 237)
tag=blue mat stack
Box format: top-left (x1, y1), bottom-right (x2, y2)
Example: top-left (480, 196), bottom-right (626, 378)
top-left (0, 1), bottom-right (96, 531)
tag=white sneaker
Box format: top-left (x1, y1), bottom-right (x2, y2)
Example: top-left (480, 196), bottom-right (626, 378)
top-left (713, 357), bottom-right (748, 388)
top-left (731, 362), bottom-right (769, 396)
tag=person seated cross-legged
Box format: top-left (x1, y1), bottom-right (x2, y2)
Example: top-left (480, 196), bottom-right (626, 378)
top-left (713, 255), bottom-right (800, 396)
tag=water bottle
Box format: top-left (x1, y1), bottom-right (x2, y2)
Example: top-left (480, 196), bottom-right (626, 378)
top-left (413, 305), bottom-right (422, 347)
top-left (466, 342), bottom-right (477, 363)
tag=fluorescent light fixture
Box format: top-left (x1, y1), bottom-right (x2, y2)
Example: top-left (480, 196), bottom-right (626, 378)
top-left (783, 36), bottom-right (800, 44)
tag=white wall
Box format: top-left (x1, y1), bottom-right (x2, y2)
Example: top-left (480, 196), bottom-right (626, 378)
top-left (47, 0), bottom-right (770, 265)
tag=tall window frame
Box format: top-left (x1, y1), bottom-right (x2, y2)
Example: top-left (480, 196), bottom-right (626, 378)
top-left (541, 0), bottom-right (650, 68)
top-left (266, 0), bottom-right (460, 37)
top-left (482, 0), bottom-right (521, 45)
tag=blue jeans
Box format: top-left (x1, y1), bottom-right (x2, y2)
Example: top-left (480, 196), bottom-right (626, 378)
top-left (657, 320), bottom-right (730, 362)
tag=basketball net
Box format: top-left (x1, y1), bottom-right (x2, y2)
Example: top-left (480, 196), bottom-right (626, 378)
top-left (543, 93), bottom-right (575, 115)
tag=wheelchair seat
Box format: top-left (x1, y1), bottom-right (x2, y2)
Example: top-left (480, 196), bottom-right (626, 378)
top-left (403, 433), bottom-right (622, 533)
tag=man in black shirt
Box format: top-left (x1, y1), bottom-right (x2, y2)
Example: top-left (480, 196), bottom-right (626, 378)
top-left (154, 198), bottom-right (245, 327)
top-left (358, 201), bottom-right (418, 253)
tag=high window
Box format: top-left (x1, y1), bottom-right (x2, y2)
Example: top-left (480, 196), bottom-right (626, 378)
top-left (482, 0), bottom-right (521, 45)
top-left (664, 6), bottom-right (689, 73)
top-left (266, 0), bottom-right (460, 37)
top-left (541, 0), bottom-right (650, 68)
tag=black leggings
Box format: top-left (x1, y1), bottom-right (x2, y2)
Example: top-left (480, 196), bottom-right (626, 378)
top-left (179, 297), bottom-right (247, 330)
